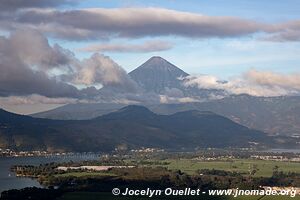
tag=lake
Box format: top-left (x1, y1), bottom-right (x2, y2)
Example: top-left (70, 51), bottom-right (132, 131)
top-left (0, 153), bottom-right (100, 194)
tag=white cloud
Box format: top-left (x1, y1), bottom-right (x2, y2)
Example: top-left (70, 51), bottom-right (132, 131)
top-left (183, 70), bottom-right (300, 97)
top-left (159, 95), bottom-right (200, 104)
top-left (72, 53), bottom-right (139, 92)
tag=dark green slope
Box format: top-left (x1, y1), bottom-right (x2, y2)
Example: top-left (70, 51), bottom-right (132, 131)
top-left (31, 95), bottom-right (300, 137)
top-left (0, 106), bottom-right (283, 152)
top-left (99, 106), bottom-right (268, 148)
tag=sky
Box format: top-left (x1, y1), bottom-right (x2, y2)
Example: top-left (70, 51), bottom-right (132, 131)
top-left (0, 0), bottom-right (300, 114)
top-left (72, 0), bottom-right (300, 75)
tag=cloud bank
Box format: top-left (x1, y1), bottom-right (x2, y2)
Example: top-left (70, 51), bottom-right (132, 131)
top-left (13, 8), bottom-right (262, 40)
top-left (0, 6), bottom-right (298, 42)
top-left (183, 70), bottom-right (300, 97)
top-left (0, 0), bottom-right (78, 11)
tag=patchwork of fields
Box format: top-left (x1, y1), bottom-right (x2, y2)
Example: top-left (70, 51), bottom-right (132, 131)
top-left (164, 159), bottom-right (300, 177)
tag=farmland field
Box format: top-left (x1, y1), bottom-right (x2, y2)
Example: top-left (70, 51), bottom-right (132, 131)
top-left (56, 159), bottom-right (300, 178)
top-left (54, 171), bottom-right (117, 178)
top-left (159, 159), bottom-right (300, 177)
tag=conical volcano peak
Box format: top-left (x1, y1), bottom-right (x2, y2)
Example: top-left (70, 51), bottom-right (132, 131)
top-left (147, 56), bottom-right (166, 63)
top-left (129, 56), bottom-right (189, 93)
top-left (149, 56), bottom-right (163, 59)
top-left (130, 56), bottom-right (188, 76)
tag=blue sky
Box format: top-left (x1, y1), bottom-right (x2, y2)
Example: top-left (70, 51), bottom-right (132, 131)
top-left (53, 0), bottom-right (300, 78)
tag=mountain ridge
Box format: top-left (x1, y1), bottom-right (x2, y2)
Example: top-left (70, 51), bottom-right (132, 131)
top-left (30, 57), bottom-right (300, 137)
top-left (2, 105), bottom-right (290, 152)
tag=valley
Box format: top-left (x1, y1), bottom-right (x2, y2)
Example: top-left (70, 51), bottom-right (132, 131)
top-left (3, 149), bottom-right (300, 199)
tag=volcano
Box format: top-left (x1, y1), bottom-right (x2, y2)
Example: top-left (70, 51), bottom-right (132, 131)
top-left (129, 56), bottom-right (189, 94)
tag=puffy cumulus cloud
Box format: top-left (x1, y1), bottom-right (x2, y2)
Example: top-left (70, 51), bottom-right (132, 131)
top-left (0, 0), bottom-right (78, 11)
top-left (72, 53), bottom-right (139, 92)
top-left (245, 70), bottom-right (300, 90)
top-left (77, 54), bottom-right (129, 86)
top-left (10, 29), bottom-right (72, 69)
top-left (78, 40), bottom-right (173, 53)
top-left (183, 75), bottom-right (222, 90)
top-left (183, 70), bottom-right (300, 97)
top-left (0, 29), bottom-right (139, 101)
top-left (0, 30), bottom-right (80, 98)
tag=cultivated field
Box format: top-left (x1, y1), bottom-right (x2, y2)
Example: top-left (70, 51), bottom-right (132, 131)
top-left (162, 159), bottom-right (300, 177)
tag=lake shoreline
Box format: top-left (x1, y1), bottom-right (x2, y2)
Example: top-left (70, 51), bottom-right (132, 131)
top-left (0, 154), bottom-right (100, 193)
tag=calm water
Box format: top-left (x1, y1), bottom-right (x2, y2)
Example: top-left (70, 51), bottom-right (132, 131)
top-left (0, 153), bottom-right (99, 194)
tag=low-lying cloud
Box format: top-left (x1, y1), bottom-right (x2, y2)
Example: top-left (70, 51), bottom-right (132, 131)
top-left (0, 94), bottom-right (76, 105)
top-left (183, 70), bottom-right (300, 97)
